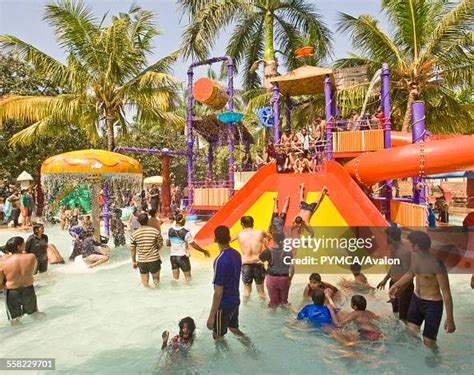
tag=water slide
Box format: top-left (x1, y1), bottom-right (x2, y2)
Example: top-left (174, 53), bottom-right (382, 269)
top-left (194, 161), bottom-right (388, 251)
top-left (344, 135), bottom-right (474, 186)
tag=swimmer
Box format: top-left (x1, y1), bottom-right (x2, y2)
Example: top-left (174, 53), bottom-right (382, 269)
top-left (25, 223), bottom-right (49, 274)
top-left (292, 184), bottom-right (328, 237)
top-left (81, 229), bottom-right (110, 268)
top-left (166, 213), bottom-right (210, 281)
top-left (303, 273), bottom-right (339, 299)
top-left (68, 224), bottom-right (84, 261)
top-left (327, 293), bottom-right (382, 341)
top-left (0, 237), bottom-right (45, 325)
top-left (235, 216), bottom-right (266, 299)
top-left (389, 231), bottom-right (456, 351)
top-left (162, 317), bottom-right (196, 352)
top-left (297, 289), bottom-right (333, 327)
top-left (339, 263), bottom-right (375, 292)
top-left (47, 244), bottom-right (65, 264)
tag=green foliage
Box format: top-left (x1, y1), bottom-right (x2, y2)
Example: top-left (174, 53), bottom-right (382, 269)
top-left (179, 0), bottom-right (332, 90)
top-left (0, 0), bottom-right (183, 150)
top-left (335, 0), bottom-right (473, 133)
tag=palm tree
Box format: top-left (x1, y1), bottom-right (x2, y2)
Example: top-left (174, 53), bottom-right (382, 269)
top-left (179, 0), bottom-right (332, 91)
top-left (0, 0), bottom-right (183, 151)
top-left (335, 0), bottom-right (473, 132)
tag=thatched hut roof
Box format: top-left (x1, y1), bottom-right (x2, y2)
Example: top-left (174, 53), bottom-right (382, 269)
top-left (192, 115), bottom-right (254, 145)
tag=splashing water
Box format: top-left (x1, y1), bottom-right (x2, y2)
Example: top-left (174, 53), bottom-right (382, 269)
top-left (0, 225), bottom-right (473, 374)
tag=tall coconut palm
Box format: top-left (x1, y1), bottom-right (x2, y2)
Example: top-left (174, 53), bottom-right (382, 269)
top-left (335, 0), bottom-right (473, 132)
top-left (179, 0), bottom-right (332, 91)
top-left (0, 0), bottom-right (183, 150)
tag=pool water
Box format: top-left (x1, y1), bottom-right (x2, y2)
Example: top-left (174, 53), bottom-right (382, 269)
top-left (1, 226), bottom-right (473, 374)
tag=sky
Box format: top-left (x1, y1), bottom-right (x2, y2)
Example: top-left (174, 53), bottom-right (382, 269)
top-left (0, 0), bottom-right (387, 88)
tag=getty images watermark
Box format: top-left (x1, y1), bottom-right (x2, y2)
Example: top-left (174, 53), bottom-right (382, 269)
top-left (281, 235), bottom-right (400, 267)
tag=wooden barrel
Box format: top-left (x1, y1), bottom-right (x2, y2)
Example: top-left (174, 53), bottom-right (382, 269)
top-left (192, 77), bottom-right (229, 110)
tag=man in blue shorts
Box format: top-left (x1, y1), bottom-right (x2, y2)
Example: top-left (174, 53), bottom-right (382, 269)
top-left (207, 225), bottom-right (245, 340)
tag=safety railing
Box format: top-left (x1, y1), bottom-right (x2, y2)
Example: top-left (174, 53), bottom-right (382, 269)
top-left (332, 129), bottom-right (385, 152)
top-left (390, 200), bottom-right (427, 227)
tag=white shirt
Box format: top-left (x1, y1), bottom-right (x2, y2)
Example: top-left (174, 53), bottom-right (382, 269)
top-left (168, 225), bottom-right (194, 257)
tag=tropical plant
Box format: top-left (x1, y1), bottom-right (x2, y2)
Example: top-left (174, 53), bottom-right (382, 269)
top-left (0, 0), bottom-right (183, 150)
top-left (179, 0), bottom-right (332, 91)
top-left (335, 0), bottom-right (473, 132)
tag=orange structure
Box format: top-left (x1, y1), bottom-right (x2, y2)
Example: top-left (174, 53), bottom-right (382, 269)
top-left (192, 77), bottom-right (229, 110)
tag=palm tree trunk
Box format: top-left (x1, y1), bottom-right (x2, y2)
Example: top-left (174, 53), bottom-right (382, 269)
top-left (402, 89), bottom-right (418, 132)
top-left (263, 11), bottom-right (278, 92)
top-left (105, 107), bottom-right (116, 151)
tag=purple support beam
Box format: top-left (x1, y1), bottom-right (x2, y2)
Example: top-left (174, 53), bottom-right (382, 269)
top-left (187, 56), bottom-right (235, 205)
top-left (187, 69), bottom-right (194, 207)
top-left (272, 84), bottom-right (280, 143)
top-left (208, 143), bottom-right (214, 180)
top-left (324, 75), bottom-right (333, 160)
top-left (228, 124), bottom-right (235, 196)
top-left (412, 101), bottom-right (426, 205)
top-left (103, 181), bottom-right (110, 237)
top-left (381, 63), bottom-right (393, 218)
top-left (382, 63), bottom-right (392, 148)
top-left (285, 95), bottom-right (291, 133)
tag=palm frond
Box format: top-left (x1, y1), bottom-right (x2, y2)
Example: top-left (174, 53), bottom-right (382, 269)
top-left (0, 35), bottom-right (68, 86)
top-left (337, 13), bottom-right (404, 68)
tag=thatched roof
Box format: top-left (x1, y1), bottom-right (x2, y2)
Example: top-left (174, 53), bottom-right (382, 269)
top-left (269, 66), bottom-right (334, 96)
top-left (192, 115), bottom-right (254, 145)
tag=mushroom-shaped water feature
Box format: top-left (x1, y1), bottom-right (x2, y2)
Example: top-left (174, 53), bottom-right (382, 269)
top-left (41, 149), bottom-right (143, 239)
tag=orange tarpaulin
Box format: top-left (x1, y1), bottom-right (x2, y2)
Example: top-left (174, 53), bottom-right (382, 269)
top-left (333, 129), bottom-right (385, 153)
top-left (390, 201), bottom-right (427, 227)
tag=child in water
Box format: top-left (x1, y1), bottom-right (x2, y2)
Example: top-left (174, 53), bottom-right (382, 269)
top-left (297, 289), bottom-right (333, 328)
top-left (162, 317), bottom-right (196, 352)
top-left (339, 263), bottom-right (375, 292)
top-left (303, 273), bottom-right (339, 299)
top-left (111, 209), bottom-right (126, 247)
top-left (326, 293), bottom-right (382, 341)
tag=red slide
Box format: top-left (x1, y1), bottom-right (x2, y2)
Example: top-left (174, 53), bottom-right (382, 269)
top-left (344, 135), bottom-right (474, 186)
top-left (194, 161), bottom-right (388, 247)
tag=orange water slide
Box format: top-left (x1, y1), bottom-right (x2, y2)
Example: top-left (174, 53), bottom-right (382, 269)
top-left (344, 135), bottom-right (474, 186)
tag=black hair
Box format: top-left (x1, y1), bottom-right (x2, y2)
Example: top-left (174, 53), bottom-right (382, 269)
top-left (179, 317), bottom-right (196, 338)
top-left (114, 208), bottom-right (122, 217)
top-left (294, 216), bottom-right (303, 224)
top-left (32, 223), bottom-right (44, 234)
top-left (5, 236), bottom-right (25, 254)
top-left (350, 262), bottom-right (361, 275)
top-left (214, 225), bottom-right (231, 245)
top-left (311, 289), bottom-right (325, 306)
top-left (149, 208), bottom-right (157, 217)
top-left (137, 213), bottom-right (149, 226)
top-left (309, 273), bottom-right (321, 283)
top-left (385, 227), bottom-right (401, 242)
top-left (407, 231), bottom-right (431, 251)
top-left (175, 213), bottom-right (185, 225)
top-left (240, 216), bottom-right (254, 228)
top-left (351, 295), bottom-right (367, 311)
top-left (85, 216), bottom-right (91, 220)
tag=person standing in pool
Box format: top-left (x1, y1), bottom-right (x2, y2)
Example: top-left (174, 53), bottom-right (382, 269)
top-left (389, 231), bottom-right (456, 350)
top-left (292, 183), bottom-right (328, 237)
top-left (0, 237), bottom-right (45, 325)
top-left (111, 208), bottom-right (126, 247)
top-left (236, 216), bottom-right (267, 300)
top-left (166, 213), bottom-right (210, 281)
top-left (270, 194), bottom-right (290, 236)
top-left (377, 227), bottom-right (413, 321)
top-left (25, 223), bottom-right (49, 274)
top-left (207, 225), bottom-right (245, 340)
top-left (130, 213), bottom-right (164, 288)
